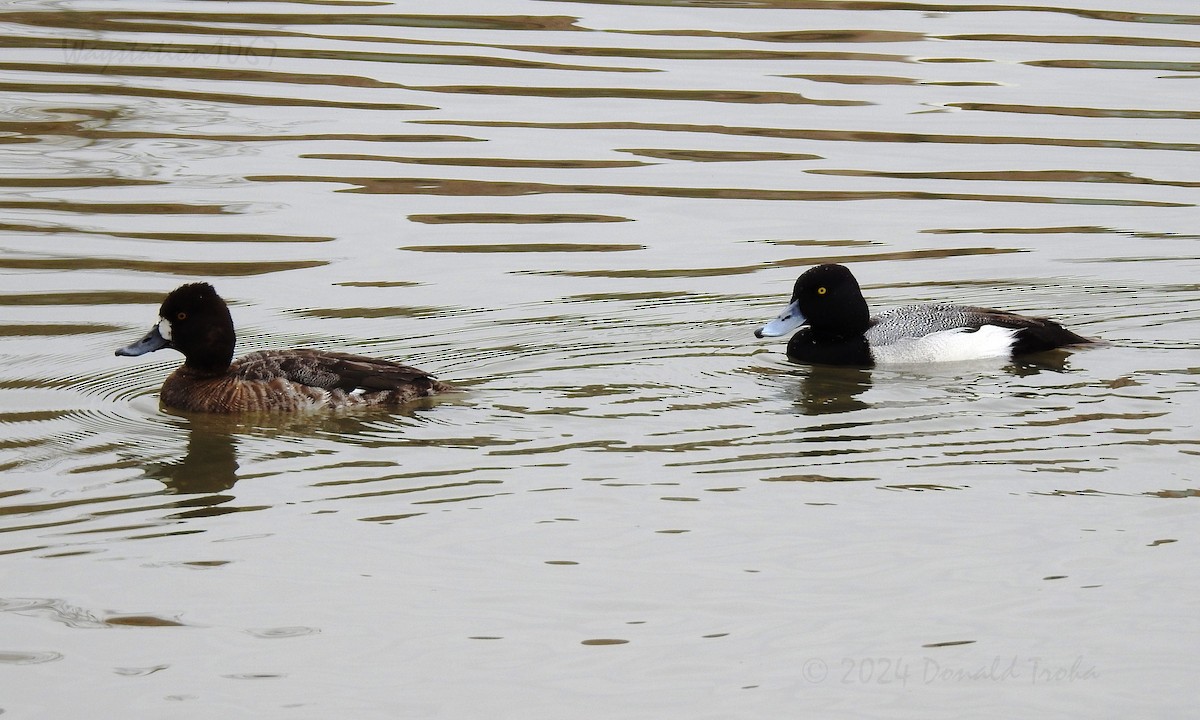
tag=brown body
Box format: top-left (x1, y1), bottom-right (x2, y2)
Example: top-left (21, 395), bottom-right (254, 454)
top-left (160, 350), bottom-right (455, 413)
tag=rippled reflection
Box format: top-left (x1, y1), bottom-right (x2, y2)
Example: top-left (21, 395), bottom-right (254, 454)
top-left (146, 427), bottom-right (240, 495)
top-left (785, 365), bottom-right (874, 416)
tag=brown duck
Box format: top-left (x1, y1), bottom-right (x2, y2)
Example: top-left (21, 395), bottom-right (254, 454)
top-left (116, 283), bottom-right (455, 413)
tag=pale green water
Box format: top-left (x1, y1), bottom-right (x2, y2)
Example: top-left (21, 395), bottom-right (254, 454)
top-left (1, 1), bottom-right (1199, 717)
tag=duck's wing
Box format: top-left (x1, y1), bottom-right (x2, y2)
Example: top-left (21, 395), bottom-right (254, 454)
top-left (869, 304), bottom-right (1090, 353)
top-left (866, 305), bottom-right (985, 345)
top-left (233, 350), bottom-right (444, 392)
top-left (956, 306), bottom-right (1092, 353)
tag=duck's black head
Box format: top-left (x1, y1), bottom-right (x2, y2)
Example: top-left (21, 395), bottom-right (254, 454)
top-left (792, 264), bottom-right (871, 337)
top-left (116, 282), bottom-right (236, 374)
top-left (756, 264), bottom-right (872, 341)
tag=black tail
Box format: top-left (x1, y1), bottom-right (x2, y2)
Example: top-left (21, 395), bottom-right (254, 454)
top-left (1011, 317), bottom-right (1093, 355)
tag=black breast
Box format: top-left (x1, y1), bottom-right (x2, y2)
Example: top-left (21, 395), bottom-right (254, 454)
top-left (786, 328), bottom-right (874, 367)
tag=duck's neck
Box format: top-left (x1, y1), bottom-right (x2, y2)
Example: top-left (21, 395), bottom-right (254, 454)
top-left (811, 295), bottom-right (871, 340)
top-left (181, 326), bottom-right (235, 376)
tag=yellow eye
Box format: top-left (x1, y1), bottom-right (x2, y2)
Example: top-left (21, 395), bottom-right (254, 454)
top-left (176, 312), bottom-right (187, 321)
top-left (816, 287), bottom-right (827, 296)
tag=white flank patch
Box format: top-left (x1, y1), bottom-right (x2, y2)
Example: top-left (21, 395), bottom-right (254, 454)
top-left (303, 389), bottom-right (333, 410)
top-left (870, 325), bottom-right (1018, 365)
top-left (157, 317), bottom-right (173, 341)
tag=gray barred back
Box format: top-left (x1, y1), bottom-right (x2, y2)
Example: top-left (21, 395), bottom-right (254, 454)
top-left (865, 304), bottom-right (1040, 345)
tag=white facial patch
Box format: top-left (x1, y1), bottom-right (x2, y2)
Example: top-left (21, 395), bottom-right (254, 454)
top-left (157, 317), bottom-right (173, 341)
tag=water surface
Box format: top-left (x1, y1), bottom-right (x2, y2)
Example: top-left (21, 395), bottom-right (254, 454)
top-left (2, 1), bottom-right (1199, 716)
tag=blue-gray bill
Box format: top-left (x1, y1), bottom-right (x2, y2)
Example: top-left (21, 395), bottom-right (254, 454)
top-left (116, 325), bottom-right (171, 357)
top-left (755, 299), bottom-right (806, 338)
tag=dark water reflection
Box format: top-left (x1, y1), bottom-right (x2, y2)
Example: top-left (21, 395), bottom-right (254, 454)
top-left (148, 427), bottom-right (240, 495)
top-left (784, 364), bottom-right (874, 415)
top-left (141, 400), bottom-right (468, 494)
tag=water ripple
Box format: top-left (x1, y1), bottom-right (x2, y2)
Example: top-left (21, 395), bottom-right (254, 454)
top-left (248, 174), bottom-right (1189, 207)
top-left (413, 119), bottom-right (1200, 152)
top-left (0, 2), bottom-right (1198, 712)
